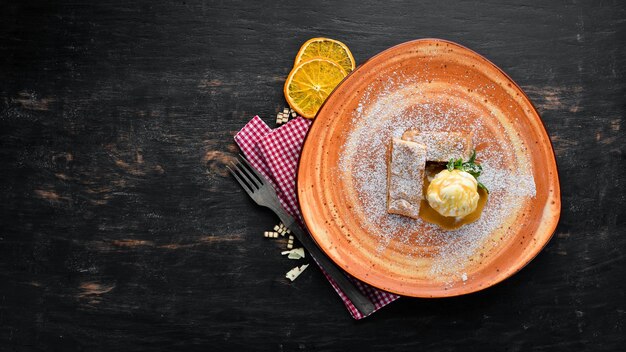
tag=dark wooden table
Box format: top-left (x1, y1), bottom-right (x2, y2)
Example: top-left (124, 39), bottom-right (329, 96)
top-left (1, 1), bottom-right (624, 351)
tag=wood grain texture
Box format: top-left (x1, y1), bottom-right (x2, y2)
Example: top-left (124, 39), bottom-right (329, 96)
top-left (0, 0), bottom-right (624, 351)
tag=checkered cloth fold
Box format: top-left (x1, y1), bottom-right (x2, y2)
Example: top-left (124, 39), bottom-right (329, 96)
top-left (235, 115), bottom-right (400, 319)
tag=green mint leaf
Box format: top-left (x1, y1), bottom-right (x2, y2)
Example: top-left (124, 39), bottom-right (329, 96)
top-left (461, 162), bottom-right (482, 178)
top-left (447, 158), bottom-right (455, 171)
top-left (468, 149), bottom-right (477, 164)
top-left (477, 181), bottom-right (489, 194)
top-left (445, 149), bottom-right (488, 193)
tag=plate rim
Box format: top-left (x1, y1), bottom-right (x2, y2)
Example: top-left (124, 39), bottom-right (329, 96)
top-left (296, 38), bottom-right (562, 297)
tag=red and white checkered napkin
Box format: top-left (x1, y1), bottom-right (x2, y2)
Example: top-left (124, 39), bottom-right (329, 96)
top-left (235, 115), bottom-right (400, 319)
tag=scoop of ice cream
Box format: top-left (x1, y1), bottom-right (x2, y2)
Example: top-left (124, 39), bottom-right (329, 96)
top-left (426, 169), bottom-right (479, 218)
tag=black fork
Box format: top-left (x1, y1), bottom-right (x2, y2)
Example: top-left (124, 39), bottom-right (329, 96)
top-left (228, 155), bottom-right (376, 317)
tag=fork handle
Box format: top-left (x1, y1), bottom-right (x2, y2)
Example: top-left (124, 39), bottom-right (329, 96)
top-left (279, 215), bottom-right (376, 317)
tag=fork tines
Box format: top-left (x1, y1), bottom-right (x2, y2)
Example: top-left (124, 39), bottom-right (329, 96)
top-left (227, 156), bottom-right (265, 193)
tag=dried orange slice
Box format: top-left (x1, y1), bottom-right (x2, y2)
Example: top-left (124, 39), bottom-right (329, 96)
top-left (284, 58), bottom-right (347, 119)
top-left (294, 37), bottom-right (355, 74)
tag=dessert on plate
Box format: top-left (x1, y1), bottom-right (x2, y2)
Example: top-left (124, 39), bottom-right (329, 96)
top-left (386, 138), bottom-right (427, 219)
top-left (387, 130), bottom-right (487, 230)
top-left (401, 130), bottom-right (473, 162)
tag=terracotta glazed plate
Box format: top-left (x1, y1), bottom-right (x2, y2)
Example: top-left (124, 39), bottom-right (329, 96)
top-left (297, 39), bottom-right (561, 297)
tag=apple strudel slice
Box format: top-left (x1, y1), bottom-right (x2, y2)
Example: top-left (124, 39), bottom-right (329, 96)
top-left (401, 130), bottom-right (473, 162)
top-left (387, 138), bottom-right (427, 219)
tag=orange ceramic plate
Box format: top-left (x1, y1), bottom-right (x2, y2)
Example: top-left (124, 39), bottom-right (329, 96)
top-left (297, 39), bottom-right (561, 297)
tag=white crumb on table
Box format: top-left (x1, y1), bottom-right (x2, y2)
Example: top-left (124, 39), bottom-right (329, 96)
top-left (285, 264), bottom-right (309, 282)
top-left (281, 248), bottom-right (305, 260)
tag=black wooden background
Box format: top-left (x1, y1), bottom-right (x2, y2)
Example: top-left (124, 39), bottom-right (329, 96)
top-left (1, 0), bottom-right (624, 351)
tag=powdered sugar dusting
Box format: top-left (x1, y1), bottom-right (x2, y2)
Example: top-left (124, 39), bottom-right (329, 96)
top-left (338, 73), bottom-right (536, 281)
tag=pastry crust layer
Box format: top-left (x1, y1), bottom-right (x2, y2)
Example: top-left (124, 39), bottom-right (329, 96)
top-left (387, 138), bottom-right (427, 219)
